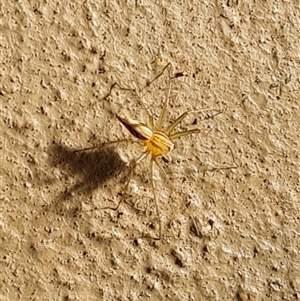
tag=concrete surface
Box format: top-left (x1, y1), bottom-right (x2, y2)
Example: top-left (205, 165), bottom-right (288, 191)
top-left (1, 1), bottom-right (299, 300)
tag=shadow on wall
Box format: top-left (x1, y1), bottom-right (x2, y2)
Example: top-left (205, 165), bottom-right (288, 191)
top-left (47, 142), bottom-right (127, 204)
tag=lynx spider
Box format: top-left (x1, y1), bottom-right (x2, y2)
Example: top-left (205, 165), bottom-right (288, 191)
top-left (75, 62), bottom-right (237, 240)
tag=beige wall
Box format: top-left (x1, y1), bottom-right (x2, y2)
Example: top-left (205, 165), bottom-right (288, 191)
top-left (1, 1), bottom-right (299, 300)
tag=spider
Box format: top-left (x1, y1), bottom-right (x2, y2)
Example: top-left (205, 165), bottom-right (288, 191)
top-left (74, 63), bottom-right (237, 240)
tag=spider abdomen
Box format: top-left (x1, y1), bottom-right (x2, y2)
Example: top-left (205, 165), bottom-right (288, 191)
top-left (117, 115), bottom-right (154, 140)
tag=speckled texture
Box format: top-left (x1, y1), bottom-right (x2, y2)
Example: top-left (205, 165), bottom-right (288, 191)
top-left (1, 1), bottom-right (299, 300)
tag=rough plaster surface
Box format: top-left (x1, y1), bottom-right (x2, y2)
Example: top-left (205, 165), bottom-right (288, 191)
top-left (0, 1), bottom-right (299, 300)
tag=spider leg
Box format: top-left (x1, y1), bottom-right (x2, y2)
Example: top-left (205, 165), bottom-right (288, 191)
top-left (156, 64), bottom-right (172, 131)
top-left (166, 108), bottom-right (217, 136)
top-left (148, 157), bottom-right (162, 240)
top-left (156, 63), bottom-right (188, 131)
top-left (101, 63), bottom-right (172, 130)
top-left (100, 151), bottom-right (149, 211)
top-left (170, 128), bottom-right (238, 172)
top-left (153, 157), bottom-right (174, 190)
top-left (146, 62), bottom-right (171, 87)
top-left (205, 137), bottom-right (238, 172)
top-left (141, 62), bottom-right (173, 129)
top-left (73, 138), bottom-right (134, 153)
top-left (170, 128), bottom-right (203, 140)
top-left (102, 81), bottom-right (154, 127)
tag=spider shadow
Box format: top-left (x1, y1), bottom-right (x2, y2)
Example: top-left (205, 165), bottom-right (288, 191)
top-left (48, 142), bottom-right (127, 205)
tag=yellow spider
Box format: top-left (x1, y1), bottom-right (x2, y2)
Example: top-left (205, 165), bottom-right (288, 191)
top-left (75, 63), bottom-right (236, 240)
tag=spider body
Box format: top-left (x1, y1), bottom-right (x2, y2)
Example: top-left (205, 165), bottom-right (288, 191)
top-left (74, 63), bottom-right (236, 240)
top-left (117, 115), bottom-right (174, 158)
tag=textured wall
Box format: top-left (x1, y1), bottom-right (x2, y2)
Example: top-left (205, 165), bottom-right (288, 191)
top-left (1, 1), bottom-right (299, 300)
